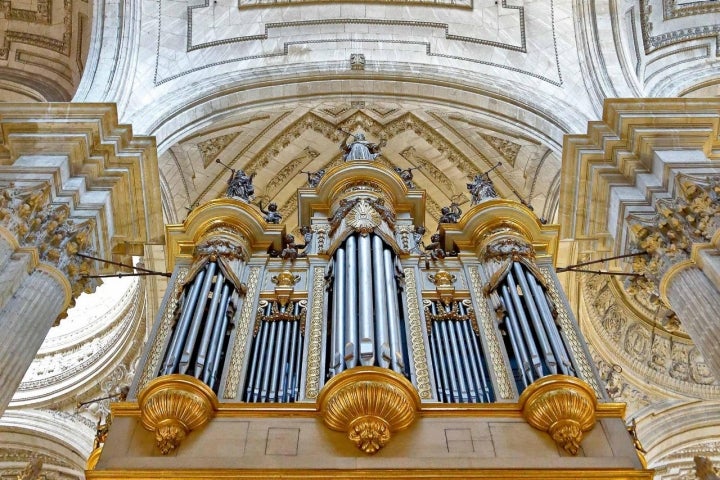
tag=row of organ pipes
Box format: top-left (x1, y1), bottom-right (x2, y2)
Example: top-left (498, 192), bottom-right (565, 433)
top-left (161, 260), bottom-right (239, 392)
top-left (489, 260), bottom-right (575, 392)
top-left (328, 233), bottom-right (407, 377)
top-left (143, 159), bottom-right (599, 408)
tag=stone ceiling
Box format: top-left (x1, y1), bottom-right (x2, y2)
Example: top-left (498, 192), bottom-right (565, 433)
top-left (158, 101), bottom-right (561, 234)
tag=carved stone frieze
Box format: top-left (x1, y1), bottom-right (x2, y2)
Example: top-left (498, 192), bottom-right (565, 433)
top-left (197, 133), bottom-right (239, 168)
top-left (583, 274), bottom-right (718, 394)
top-left (0, 182), bottom-right (100, 301)
top-left (195, 237), bottom-right (247, 261)
top-left (479, 134), bottom-right (521, 167)
top-left (482, 236), bottom-right (535, 262)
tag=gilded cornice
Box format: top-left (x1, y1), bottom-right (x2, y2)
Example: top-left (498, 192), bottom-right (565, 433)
top-left (442, 198), bottom-right (558, 262)
top-left (164, 198), bottom-right (284, 271)
top-left (297, 161), bottom-right (425, 228)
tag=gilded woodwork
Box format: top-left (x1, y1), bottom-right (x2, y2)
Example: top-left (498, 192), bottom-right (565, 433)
top-left (317, 367), bottom-right (420, 454)
top-left (270, 270), bottom-right (301, 308)
top-left (304, 265), bottom-right (326, 399)
top-left (519, 375), bottom-right (597, 456)
top-left (137, 375), bottom-right (218, 455)
top-left (222, 266), bottom-right (261, 399)
top-left (428, 270), bottom-right (456, 305)
top-left (403, 267), bottom-right (432, 400)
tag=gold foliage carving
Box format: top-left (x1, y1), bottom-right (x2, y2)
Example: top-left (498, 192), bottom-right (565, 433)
top-left (138, 375), bottom-right (218, 455)
top-left (317, 367), bottom-right (420, 454)
top-left (304, 266), bottom-right (326, 399)
top-left (519, 375), bottom-right (597, 455)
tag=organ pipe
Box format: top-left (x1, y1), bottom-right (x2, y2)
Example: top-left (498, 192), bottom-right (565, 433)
top-left (327, 232), bottom-right (408, 380)
top-left (424, 299), bottom-right (493, 403)
top-left (160, 261), bottom-right (238, 393)
top-left (243, 300), bottom-right (306, 403)
top-left (496, 261), bottom-right (577, 391)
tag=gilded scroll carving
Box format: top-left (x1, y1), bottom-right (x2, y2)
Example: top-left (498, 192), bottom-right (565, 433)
top-left (403, 267), bottom-right (432, 399)
top-left (304, 266), bottom-right (326, 399)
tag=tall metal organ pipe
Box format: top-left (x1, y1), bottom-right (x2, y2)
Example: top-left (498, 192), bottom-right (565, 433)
top-left (160, 261), bottom-right (238, 393)
top-left (328, 233), bottom-right (407, 379)
top-left (243, 300), bottom-right (305, 403)
top-left (498, 261), bottom-right (575, 391)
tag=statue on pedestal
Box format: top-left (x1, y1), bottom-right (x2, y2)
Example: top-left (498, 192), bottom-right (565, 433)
top-left (340, 130), bottom-right (381, 161)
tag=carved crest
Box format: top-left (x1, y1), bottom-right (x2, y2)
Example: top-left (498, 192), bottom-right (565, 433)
top-left (346, 199), bottom-right (383, 235)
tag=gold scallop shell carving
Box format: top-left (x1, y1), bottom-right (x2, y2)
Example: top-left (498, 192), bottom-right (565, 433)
top-left (138, 374), bottom-right (218, 455)
top-left (317, 367), bottom-right (420, 454)
top-left (519, 375), bottom-right (597, 455)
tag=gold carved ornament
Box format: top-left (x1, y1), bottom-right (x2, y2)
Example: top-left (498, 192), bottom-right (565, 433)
top-left (137, 374), bottom-right (219, 455)
top-left (317, 367), bottom-right (420, 454)
top-left (519, 375), bottom-right (597, 455)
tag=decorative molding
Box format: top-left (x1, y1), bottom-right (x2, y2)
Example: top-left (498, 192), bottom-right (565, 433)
top-left (317, 367), bottom-right (419, 454)
top-left (223, 266), bottom-right (260, 399)
top-left (469, 266), bottom-right (513, 400)
top-left (403, 267), bottom-right (431, 400)
top-left (197, 133), bottom-right (240, 169)
top-left (303, 265), bottom-right (325, 399)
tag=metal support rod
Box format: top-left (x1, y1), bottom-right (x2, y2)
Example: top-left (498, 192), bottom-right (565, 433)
top-left (195, 271), bottom-right (225, 378)
top-left (163, 269), bottom-right (206, 375)
top-left (358, 234), bottom-right (375, 366)
top-left (344, 235), bottom-right (358, 368)
top-left (179, 262), bottom-right (218, 374)
top-left (556, 251), bottom-right (647, 272)
top-left (372, 235), bottom-right (391, 368)
top-left (513, 263), bottom-right (557, 374)
top-left (76, 252), bottom-right (170, 276)
top-left (505, 271), bottom-right (543, 378)
top-left (205, 283), bottom-right (232, 387)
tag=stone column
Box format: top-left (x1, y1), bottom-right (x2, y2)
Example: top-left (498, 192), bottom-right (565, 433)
top-left (0, 103), bottom-right (163, 416)
top-left (664, 266), bottom-right (720, 377)
top-left (628, 175), bottom-right (720, 378)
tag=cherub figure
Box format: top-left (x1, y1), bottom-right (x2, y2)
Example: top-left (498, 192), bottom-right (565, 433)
top-left (259, 201), bottom-right (282, 224)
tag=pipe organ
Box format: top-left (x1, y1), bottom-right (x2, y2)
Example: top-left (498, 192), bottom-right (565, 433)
top-left (93, 158), bottom-right (650, 479)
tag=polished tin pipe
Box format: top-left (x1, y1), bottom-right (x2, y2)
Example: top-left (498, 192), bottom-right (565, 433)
top-left (512, 263), bottom-right (556, 374)
top-left (501, 286), bottom-right (531, 388)
top-left (372, 235), bottom-right (391, 368)
top-left (331, 250), bottom-right (346, 376)
top-left (195, 271), bottom-right (225, 378)
top-left (179, 262), bottom-right (218, 374)
top-left (268, 320), bottom-right (286, 401)
top-left (259, 320), bottom-right (279, 402)
top-left (438, 320), bottom-right (459, 402)
top-left (453, 320), bottom-right (477, 402)
top-left (505, 271), bottom-right (542, 378)
top-left (445, 319), bottom-right (469, 402)
top-left (383, 249), bottom-right (404, 373)
top-left (358, 234), bottom-right (374, 366)
top-left (163, 268), bottom-right (206, 375)
top-left (526, 272), bottom-right (571, 375)
top-left (344, 235), bottom-right (358, 368)
top-left (205, 283), bottom-right (231, 387)
top-left (432, 322), bottom-right (451, 402)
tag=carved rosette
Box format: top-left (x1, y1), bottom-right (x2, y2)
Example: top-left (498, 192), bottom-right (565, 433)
top-left (519, 375), bottom-right (597, 455)
top-left (137, 374), bottom-right (218, 455)
top-left (317, 367), bottom-right (420, 454)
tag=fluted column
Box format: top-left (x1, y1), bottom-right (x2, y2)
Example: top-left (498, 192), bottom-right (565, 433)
top-left (0, 262), bottom-right (68, 411)
top-left (664, 265), bottom-right (720, 377)
top-left (0, 103), bottom-right (163, 416)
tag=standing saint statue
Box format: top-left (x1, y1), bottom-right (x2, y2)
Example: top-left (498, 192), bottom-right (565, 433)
top-left (340, 131), bottom-right (381, 161)
top-left (467, 173), bottom-right (498, 205)
top-left (226, 169), bottom-right (255, 201)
